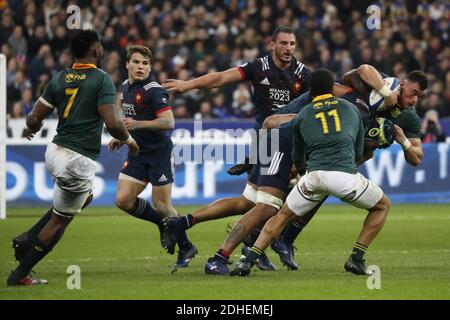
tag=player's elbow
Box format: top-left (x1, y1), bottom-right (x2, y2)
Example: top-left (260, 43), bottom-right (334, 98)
top-left (162, 118), bottom-right (175, 130)
top-left (357, 64), bottom-right (372, 78)
top-left (262, 116), bottom-right (275, 129)
top-left (167, 119), bottom-right (175, 130)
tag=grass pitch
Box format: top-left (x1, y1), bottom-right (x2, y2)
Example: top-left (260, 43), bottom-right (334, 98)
top-left (0, 204), bottom-right (449, 300)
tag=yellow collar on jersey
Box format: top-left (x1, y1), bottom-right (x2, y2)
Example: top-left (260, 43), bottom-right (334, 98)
top-left (72, 63), bottom-right (97, 69)
top-left (312, 94), bottom-right (334, 102)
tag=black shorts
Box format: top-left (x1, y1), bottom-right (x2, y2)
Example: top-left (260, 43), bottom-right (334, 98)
top-left (120, 144), bottom-right (174, 186)
top-left (254, 129), bottom-right (292, 193)
top-left (257, 151), bottom-right (292, 193)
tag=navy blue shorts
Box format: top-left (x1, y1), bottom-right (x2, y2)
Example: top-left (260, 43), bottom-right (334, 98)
top-left (255, 129), bottom-right (293, 193)
top-left (257, 149), bottom-right (292, 193)
top-left (121, 144), bottom-right (174, 186)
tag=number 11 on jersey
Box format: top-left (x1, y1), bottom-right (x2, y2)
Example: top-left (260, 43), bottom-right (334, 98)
top-left (315, 109), bottom-right (341, 134)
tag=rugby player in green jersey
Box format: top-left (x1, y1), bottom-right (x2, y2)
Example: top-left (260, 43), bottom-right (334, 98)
top-left (231, 68), bottom-right (391, 277)
top-left (8, 30), bottom-right (139, 286)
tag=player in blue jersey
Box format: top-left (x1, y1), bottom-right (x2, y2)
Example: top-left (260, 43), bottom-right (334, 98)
top-left (162, 26), bottom-right (310, 268)
top-left (108, 45), bottom-right (197, 268)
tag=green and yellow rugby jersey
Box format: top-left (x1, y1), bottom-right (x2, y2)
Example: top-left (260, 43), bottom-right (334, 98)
top-left (292, 94), bottom-right (365, 174)
top-left (40, 63), bottom-right (116, 160)
top-left (379, 107), bottom-right (421, 139)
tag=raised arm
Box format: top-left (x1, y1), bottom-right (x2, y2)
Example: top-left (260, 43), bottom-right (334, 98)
top-left (343, 64), bottom-right (399, 107)
top-left (163, 68), bottom-right (243, 93)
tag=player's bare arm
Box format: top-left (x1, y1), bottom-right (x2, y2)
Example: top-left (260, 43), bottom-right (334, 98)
top-left (99, 104), bottom-right (140, 155)
top-left (394, 125), bottom-right (423, 166)
top-left (122, 109), bottom-right (175, 131)
top-left (163, 68), bottom-right (243, 93)
top-left (262, 114), bottom-right (297, 129)
top-left (343, 65), bottom-right (399, 107)
top-left (357, 64), bottom-right (399, 107)
top-left (25, 99), bottom-right (54, 140)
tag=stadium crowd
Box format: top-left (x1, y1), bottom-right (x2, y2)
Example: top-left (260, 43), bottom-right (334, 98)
top-left (1, 0), bottom-right (449, 132)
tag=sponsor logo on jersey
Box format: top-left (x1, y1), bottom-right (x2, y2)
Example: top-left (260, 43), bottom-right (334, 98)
top-left (269, 88), bottom-right (290, 103)
top-left (122, 103), bottom-right (136, 116)
top-left (65, 73), bottom-right (86, 83)
top-left (260, 77), bottom-right (270, 85)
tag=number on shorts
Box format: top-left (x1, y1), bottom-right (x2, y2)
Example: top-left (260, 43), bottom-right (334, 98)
top-left (63, 88), bottom-right (79, 119)
top-left (314, 109), bottom-right (341, 134)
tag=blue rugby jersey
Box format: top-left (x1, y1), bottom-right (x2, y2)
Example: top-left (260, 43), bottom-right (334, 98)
top-left (121, 76), bottom-right (173, 153)
top-left (237, 55), bottom-right (310, 128)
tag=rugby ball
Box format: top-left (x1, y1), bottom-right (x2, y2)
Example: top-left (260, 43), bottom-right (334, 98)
top-left (369, 77), bottom-right (400, 111)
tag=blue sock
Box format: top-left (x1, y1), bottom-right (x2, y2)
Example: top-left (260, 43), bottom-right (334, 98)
top-left (177, 231), bottom-right (192, 251)
top-left (130, 198), bottom-right (162, 226)
top-left (281, 221), bottom-right (306, 245)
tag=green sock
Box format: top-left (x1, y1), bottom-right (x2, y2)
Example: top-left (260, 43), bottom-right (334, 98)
top-left (351, 242), bottom-right (368, 261)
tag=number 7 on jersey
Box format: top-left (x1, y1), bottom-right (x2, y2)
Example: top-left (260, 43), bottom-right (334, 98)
top-left (63, 88), bottom-right (79, 118)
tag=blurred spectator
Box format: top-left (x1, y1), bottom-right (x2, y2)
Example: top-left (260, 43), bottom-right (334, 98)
top-left (173, 98), bottom-right (190, 119)
top-left (194, 100), bottom-right (215, 120)
top-left (211, 92), bottom-right (232, 119)
top-left (420, 110), bottom-right (446, 143)
top-left (8, 25), bottom-right (27, 57)
top-left (232, 83), bottom-right (254, 118)
top-left (9, 101), bottom-right (23, 119)
top-left (21, 88), bottom-right (35, 115)
top-left (7, 70), bottom-right (31, 110)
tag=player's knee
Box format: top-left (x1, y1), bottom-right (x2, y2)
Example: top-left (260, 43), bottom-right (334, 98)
top-left (254, 202), bottom-right (279, 221)
top-left (378, 195), bottom-right (391, 213)
top-left (115, 194), bottom-right (135, 212)
top-left (237, 196), bottom-right (256, 213)
top-left (370, 194), bottom-right (391, 217)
